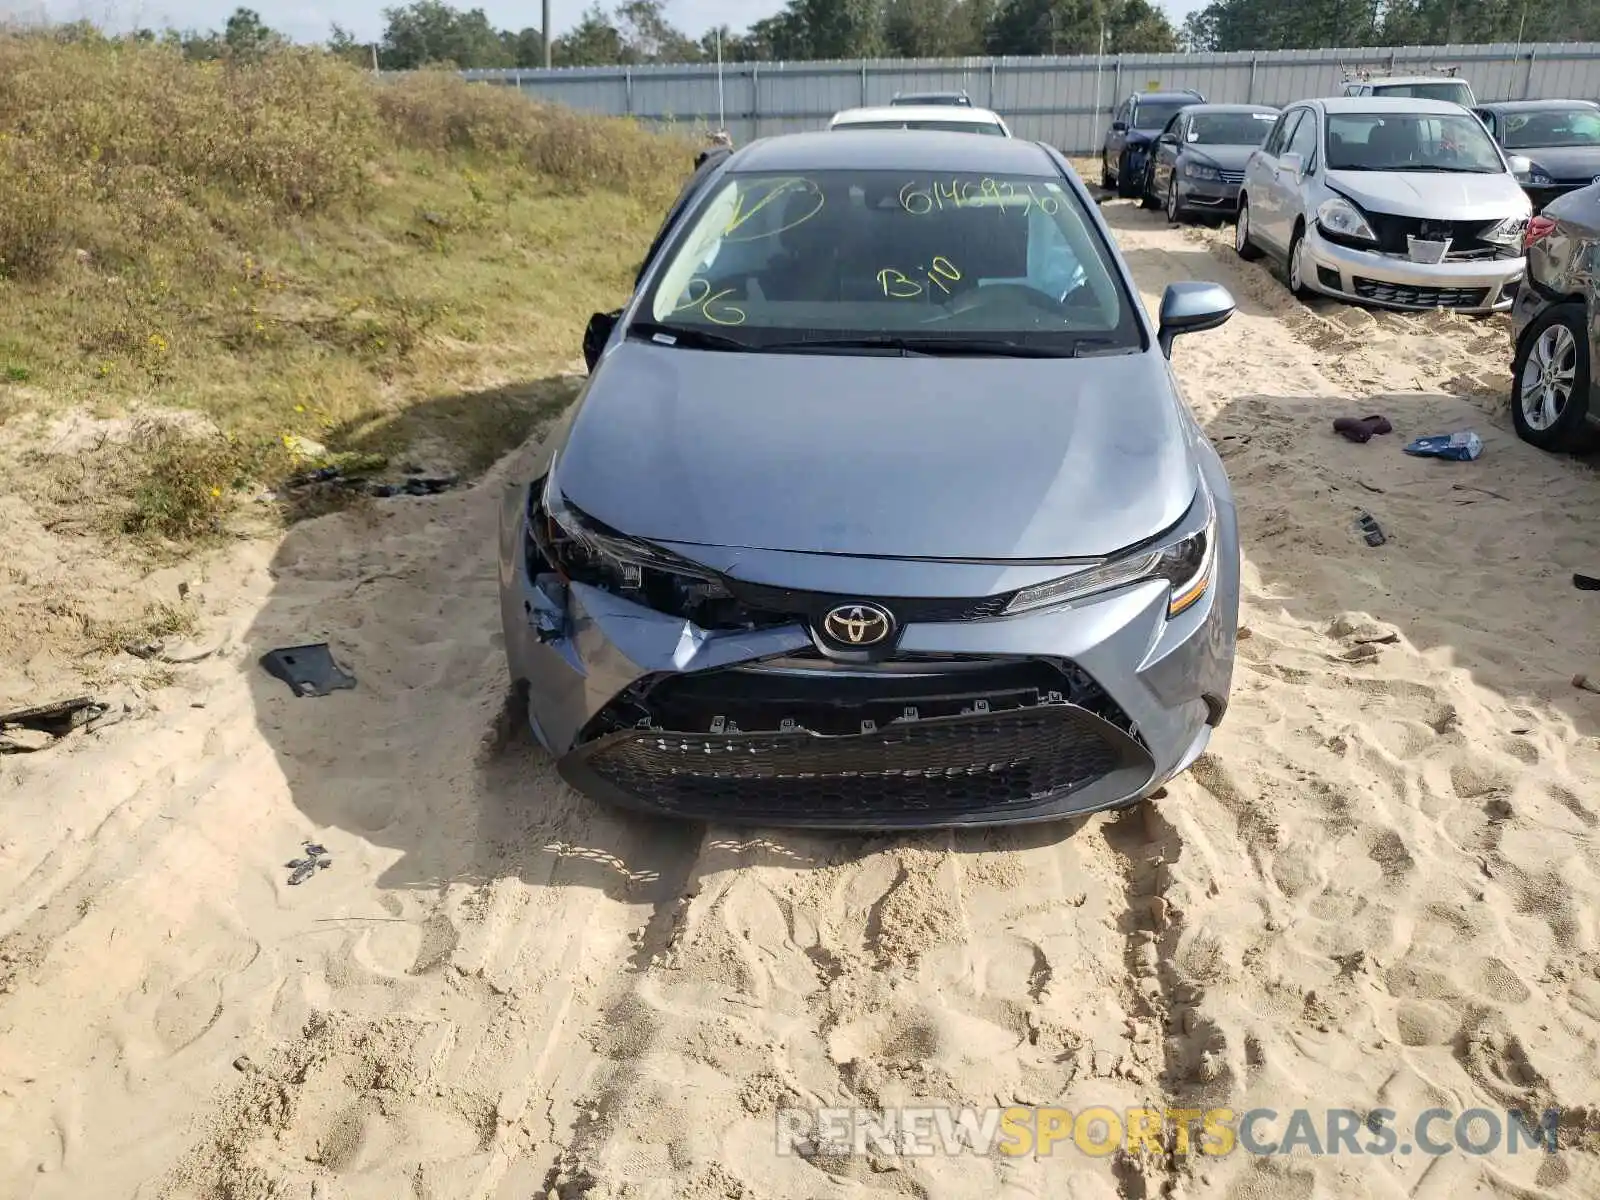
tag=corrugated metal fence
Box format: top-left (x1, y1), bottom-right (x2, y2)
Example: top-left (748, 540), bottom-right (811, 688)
top-left (458, 42), bottom-right (1600, 153)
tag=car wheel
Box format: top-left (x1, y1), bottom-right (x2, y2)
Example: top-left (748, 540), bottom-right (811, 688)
top-left (1511, 302), bottom-right (1598, 453)
top-left (1116, 151), bottom-right (1140, 198)
top-left (1286, 224), bottom-right (1312, 299)
top-left (1234, 196), bottom-right (1263, 260)
top-left (1140, 167), bottom-right (1161, 210)
top-left (1166, 176), bottom-right (1183, 224)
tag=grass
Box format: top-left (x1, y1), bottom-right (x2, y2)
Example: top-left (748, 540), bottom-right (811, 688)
top-left (0, 31), bottom-right (693, 547)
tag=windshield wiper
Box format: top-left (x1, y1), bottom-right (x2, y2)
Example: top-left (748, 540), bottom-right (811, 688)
top-left (1393, 165), bottom-right (1498, 173)
top-left (756, 334), bottom-right (1103, 358)
top-left (628, 321), bottom-right (754, 351)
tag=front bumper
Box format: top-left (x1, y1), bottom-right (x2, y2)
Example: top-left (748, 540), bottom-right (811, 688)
top-left (1175, 176), bottom-right (1243, 213)
top-left (1297, 223), bottom-right (1525, 313)
top-left (498, 468), bottom-right (1241, 831)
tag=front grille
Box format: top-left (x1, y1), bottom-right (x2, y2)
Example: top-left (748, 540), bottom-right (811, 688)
top-left (1361, 212), bottom-right (1514, 262)
top-left (577, 704), bottom-right (1143, 823)
top-left (725, 579), bottom-right (1011, 626)
top-left (1218, 169), bottom-right (1244, 185)
top-left (1352, 277), bottom-right (1490, 309)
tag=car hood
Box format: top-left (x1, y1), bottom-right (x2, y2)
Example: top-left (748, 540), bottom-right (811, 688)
top-left (1516, 144), bottom-right (1600, 181)
top-left (555, 341), bottom-right (1198, 561)
top-left (1185, 144), bottom-right (1257, 172)
top-left (1325, 169), bottom-right (1529, 220)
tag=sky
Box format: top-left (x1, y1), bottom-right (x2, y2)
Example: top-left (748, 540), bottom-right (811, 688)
top-left (7, 0), bottom-right (1200, 47)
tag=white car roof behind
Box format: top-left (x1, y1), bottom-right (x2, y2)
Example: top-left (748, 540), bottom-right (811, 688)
top-left (1362, 76), bottom-right (1468, 86)
top-left (1313, 96), bottom-right (1477, 116)
top-left (830, 105), bottom-right (1006, 127)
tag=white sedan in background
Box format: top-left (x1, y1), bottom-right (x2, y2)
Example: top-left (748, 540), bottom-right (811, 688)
top-left (828, 104), bottom-right (1012, 137)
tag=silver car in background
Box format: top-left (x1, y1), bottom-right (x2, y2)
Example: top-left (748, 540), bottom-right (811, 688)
top-left (1235, 97), bottom-right (1531, 313)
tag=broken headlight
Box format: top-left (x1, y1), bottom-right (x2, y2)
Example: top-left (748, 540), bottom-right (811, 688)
top-left (528, 476), bottom-right (757, 627)
top-left (1003, 488), bottom-right (1217, 620)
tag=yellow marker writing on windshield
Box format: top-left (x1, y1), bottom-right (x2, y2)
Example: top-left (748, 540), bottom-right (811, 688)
top-left (876, 257), bottom-right (962, 299)
top-left (671, 277), bottom-right (747, 326)
top-left (724, 178), bottom-right (825, 243)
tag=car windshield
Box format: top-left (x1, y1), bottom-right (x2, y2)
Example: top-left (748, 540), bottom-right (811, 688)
top-left (838, 119), bottom-right (1004, 135)
top-left (638, 168), bottom-right (1141, 355)
top-left (1326, 112), bottom-right (1504, 173)
top-left (1133, 101), bottom-right (1189, 130)
top-left (1188, 111), bottom-right (1277, 145)
top-left (1500, 107), bottom-right (1600, 148)
top-left (1373, 81), bottom-right (1474, 106)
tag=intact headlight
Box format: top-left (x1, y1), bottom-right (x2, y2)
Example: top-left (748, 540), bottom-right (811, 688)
top-left (1518, 164), bottom-right (1555, 186)
top-left (1004, 491), bottom-right (1218, 620)
top-left (1316, 197), bottom-right (1377, 243)
top-left (1184, 161), bottom-right (1222, 181)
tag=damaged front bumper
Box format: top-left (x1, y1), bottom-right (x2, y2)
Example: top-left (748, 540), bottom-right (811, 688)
top-left (497, 474), bottom-right (1239, 831)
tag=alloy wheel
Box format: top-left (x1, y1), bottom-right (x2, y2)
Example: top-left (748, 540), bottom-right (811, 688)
top-left (1522, 324), bottom-right (1577, 431)
top-left (1235, 203), bottom-right (1250, 251)
top-left (1166, 178), bottom-right (1178, 222)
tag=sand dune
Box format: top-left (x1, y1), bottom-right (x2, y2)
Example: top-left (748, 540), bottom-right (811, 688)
top-left (2, 203), bottom-right (1599, 1200)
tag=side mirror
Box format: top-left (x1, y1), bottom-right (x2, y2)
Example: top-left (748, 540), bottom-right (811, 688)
top-left (1157, 281), bottom-right (1235, 358)
top-left (1279, 152), bottom-right (1304, 177)
top-left (1507, 153), bottom-right (1533, 178)
top-left (1112, 120), bottom-right (1128, 132)
top-left (582, 309), bottom-right (620, 373)
top-left (1158, 132), bottom-right (1177, 145)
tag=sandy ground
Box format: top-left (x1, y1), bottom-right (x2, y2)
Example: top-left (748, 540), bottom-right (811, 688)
top-left (3, 202), bottom-right (1600, 1200)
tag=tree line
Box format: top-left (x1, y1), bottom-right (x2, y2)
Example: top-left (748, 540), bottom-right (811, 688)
top-left (1181, 0), bottom-right (1600, 51)
top-left (35, 0), bottom-right (1600, 65)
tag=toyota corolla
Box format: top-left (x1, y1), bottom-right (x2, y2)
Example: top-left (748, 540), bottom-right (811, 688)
top-left (499, 130), bottom-right (1242, 829)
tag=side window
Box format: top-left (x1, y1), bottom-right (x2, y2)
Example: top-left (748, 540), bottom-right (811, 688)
top-left (1287, 109), bottom-right (1319, 165)
top-left (1475, 110), bottom-right (1496, 138)
top-left (1264, 109), bottom-right (1302, 157)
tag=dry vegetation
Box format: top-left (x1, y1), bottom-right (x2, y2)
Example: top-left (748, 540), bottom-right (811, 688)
top-left (0, 31), bottom-right (692, 546)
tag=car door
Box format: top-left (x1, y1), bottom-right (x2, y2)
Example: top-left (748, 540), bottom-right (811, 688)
top-left (1152, 113), bottom-right (1184, 197)
top-left (1107, 98), bottom-right (1131, 167)
top-left (1272, 105), bottom-right (1321, 247)
top-left (1250, 107), bottom-right (1304, 253)
top-left (1243, 109), bottom-right (1290, 236)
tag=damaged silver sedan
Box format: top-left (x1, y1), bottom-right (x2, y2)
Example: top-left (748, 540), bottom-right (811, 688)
top-left (499, 130), bottom-right (1242, 829)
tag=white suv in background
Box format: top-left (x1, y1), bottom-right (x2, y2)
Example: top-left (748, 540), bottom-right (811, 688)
top-left (1341, 75), bottom-right (1477, 108)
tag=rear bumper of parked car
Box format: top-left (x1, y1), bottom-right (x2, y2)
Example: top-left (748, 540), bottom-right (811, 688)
top-left (498, 474), bottom-right (1241, 831)
top-left (1298, 224), bottom-right (1524, 314)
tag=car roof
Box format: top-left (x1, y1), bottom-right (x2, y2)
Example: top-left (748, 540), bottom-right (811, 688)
top-left (1179, 103), bottom-right (1279, 114)
top-left (831, 105), bottom-right (1004, 125)
top-left (1360, 75), bottom-right (1470, 86)
top-left (731, 129), bottom-right (1058, 175)
top-left (1133, 91), bottom-right (1203, 103)
top-left (1307, 96), bottom-right (1477, 115)
top-left (1478, 98), bottom-right (1600, 112)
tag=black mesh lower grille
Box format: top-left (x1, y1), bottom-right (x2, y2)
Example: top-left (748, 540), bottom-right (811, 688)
top-left (575, 704), bottom-right (1141, 823)
top-left (1352, 277), bottom-right (1490, 309)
